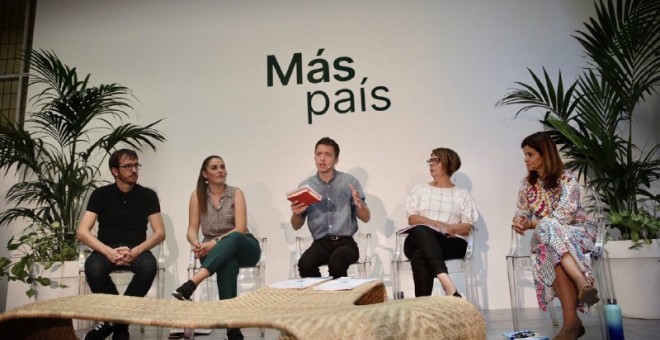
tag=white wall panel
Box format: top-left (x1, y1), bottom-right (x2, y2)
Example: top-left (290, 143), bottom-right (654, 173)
top-left (6, 0), bottom-right (654, 312)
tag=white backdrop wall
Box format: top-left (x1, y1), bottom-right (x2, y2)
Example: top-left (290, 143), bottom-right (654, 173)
top-left (3, 0), bottom-right (657, 311)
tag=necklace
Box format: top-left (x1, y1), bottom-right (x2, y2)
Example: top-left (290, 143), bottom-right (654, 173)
top-left (208, 184), bottom-right (226, 209)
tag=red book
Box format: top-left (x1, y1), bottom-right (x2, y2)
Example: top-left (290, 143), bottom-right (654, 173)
top-left (286, 185), bottom-right (322, 206)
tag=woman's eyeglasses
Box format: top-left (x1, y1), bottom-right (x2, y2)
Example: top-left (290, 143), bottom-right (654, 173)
top-left (426, 158), bottom-right (441, 166)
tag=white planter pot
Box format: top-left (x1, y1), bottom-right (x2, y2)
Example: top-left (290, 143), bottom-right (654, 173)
top-left (605, 239), bottom-right (660, 319)
top-left (30, 260), bottom-right (87, 330)
top-left (30, 260), bottom-right (80, 301)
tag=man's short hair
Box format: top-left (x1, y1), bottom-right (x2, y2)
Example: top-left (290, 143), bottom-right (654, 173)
top-left (109, 149), bottom-right (138, 170)
top-left (315, 137), bottom-right (340, 157)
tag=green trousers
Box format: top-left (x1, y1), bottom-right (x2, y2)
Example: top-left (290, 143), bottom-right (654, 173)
top-left (201, 232), bottom-right (261, 300)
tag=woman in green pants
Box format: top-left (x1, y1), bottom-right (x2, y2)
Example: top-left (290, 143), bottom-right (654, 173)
top-left (173, 155), bottom-right (261, 340)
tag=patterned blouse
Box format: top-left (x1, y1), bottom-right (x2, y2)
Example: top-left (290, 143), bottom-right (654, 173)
top-left (199, 185), bottom-right (237, 242)
top-left (515, 170), bottom-right (589, 226)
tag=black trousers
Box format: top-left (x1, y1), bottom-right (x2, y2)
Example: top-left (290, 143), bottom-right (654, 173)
top-left (403, 225), bottom-right (467, 297)
top-left (298, 236), bottom-right (359, 279)
top-left (85, 248), bottom-right (157, 331)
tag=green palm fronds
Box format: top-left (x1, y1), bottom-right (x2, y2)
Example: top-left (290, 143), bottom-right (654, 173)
top-left (497, 0), bottom-right (660, 243)
top-left (0, 49), bottom-right (166, 293)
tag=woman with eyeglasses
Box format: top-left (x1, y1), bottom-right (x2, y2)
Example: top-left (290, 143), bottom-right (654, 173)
top-left (402, 147), bottom-right (478, 298)
top-left (172, 155), bottom-right (261, 340)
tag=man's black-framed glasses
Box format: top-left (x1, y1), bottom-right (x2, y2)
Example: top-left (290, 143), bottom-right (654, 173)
top-left (119, 163), bottom-right (142, 171)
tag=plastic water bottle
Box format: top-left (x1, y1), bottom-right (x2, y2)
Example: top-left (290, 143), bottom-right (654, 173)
top-left (605, 298), bottom-right (625, 340)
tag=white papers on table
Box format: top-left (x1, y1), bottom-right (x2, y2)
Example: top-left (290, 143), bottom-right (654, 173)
top-left (312, 277), bottom-right (377, 291)
top-left (268, 277), bottom-right (332, 289)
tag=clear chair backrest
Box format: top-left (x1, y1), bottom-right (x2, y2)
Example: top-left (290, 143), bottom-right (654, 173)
top-left (578, 185), bottom-right (606, 260)
top-left (356, 232), bottom-right (373, 264)
top-left (391, 226), bottom-right (477, 302)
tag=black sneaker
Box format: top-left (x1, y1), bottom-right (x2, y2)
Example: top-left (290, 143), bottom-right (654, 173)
top-left (172, 280), bottom-right (197, 301)
top-left (84, 321), bottom-right (114, 340)
top-left (226, 328), bottom-right (244, 340)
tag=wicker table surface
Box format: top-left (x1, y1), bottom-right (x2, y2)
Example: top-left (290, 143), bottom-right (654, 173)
top-left (0, 280), bottom-right (486, 339)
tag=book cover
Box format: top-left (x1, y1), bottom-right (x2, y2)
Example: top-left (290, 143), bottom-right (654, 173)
top-left (286, 185), bottom-right (322, 206)
top-left (502, 330), bottom-right (549, 340)
top-left (397, 224), bottom-right (450, 236)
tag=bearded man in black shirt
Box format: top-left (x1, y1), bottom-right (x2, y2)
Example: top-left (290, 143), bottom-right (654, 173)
top-left (76, 149), bottom-right (166, 340)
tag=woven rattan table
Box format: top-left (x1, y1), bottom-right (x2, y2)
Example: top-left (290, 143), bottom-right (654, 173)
top-left (0, 280), bottom-right (485, 339)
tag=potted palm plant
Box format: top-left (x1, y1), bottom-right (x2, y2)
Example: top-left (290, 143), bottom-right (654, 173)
top-left (497, 0), bottom-right (659, 318)
top-left (0, 49), bottom-right (166, 298)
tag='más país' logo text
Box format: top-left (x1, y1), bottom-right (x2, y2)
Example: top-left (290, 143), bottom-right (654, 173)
top-left (267, 49), bottom-right (391, 124)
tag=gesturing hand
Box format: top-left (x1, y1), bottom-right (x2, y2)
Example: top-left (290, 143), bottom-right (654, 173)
top-left (349, 184), bottom-right (364, 209)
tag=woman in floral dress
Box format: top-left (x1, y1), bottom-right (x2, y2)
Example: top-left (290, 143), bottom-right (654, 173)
top-left (512, 132), bottom-right (599, 340)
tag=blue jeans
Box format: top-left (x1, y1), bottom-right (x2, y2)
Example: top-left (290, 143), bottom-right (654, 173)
top-left (84, 249), bottom-right (157, 297)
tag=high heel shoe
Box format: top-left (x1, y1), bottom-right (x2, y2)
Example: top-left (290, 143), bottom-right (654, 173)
top-left (578, 285), bottom-right (600, 306)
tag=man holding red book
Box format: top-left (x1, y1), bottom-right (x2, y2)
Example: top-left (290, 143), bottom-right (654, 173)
top-left (290, 137), bottom-right (371, 278)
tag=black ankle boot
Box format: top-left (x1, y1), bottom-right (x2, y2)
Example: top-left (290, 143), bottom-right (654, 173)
top-left (172, 280), bottom-right (196, 301)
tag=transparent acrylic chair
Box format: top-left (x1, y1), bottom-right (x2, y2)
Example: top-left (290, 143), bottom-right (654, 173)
top-left (293, 232), bottom-right (372, 278)
top-left (390, 227), bottom-right (478, 304)
top-left (506, 185), bottom-right (608, 339)
top-left (78, 241), bottom-right (165, 336)
top-left (184, 237), bottom-right (267, 338)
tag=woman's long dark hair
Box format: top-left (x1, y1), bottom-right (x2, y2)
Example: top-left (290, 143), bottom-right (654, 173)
top-left (196, 155), bottom-right (223, 215)
top-left (521, 132), bottom-right (563, 189)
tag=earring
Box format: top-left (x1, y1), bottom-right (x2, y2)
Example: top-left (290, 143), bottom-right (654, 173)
top-left (204, 180), bottom-right (208, 184)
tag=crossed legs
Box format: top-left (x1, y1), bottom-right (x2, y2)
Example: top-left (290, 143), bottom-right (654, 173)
top-left (552, 253), bottom-right (595, 339)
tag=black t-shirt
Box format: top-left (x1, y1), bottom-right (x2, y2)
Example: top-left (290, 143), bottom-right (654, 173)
top-left (86, 183), bottom-right (160, 247)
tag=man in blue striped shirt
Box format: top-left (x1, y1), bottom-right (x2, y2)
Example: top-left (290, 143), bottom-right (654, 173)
top-left (290, 137), bottom-right (371, 278)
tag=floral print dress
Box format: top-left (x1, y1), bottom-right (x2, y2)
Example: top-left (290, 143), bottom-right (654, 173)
top-left (515, 170), bottom-right (597, 313)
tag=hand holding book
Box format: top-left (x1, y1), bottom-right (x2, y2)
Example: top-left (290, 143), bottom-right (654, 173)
top-left (286, 185), bottom-right (322, 206)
